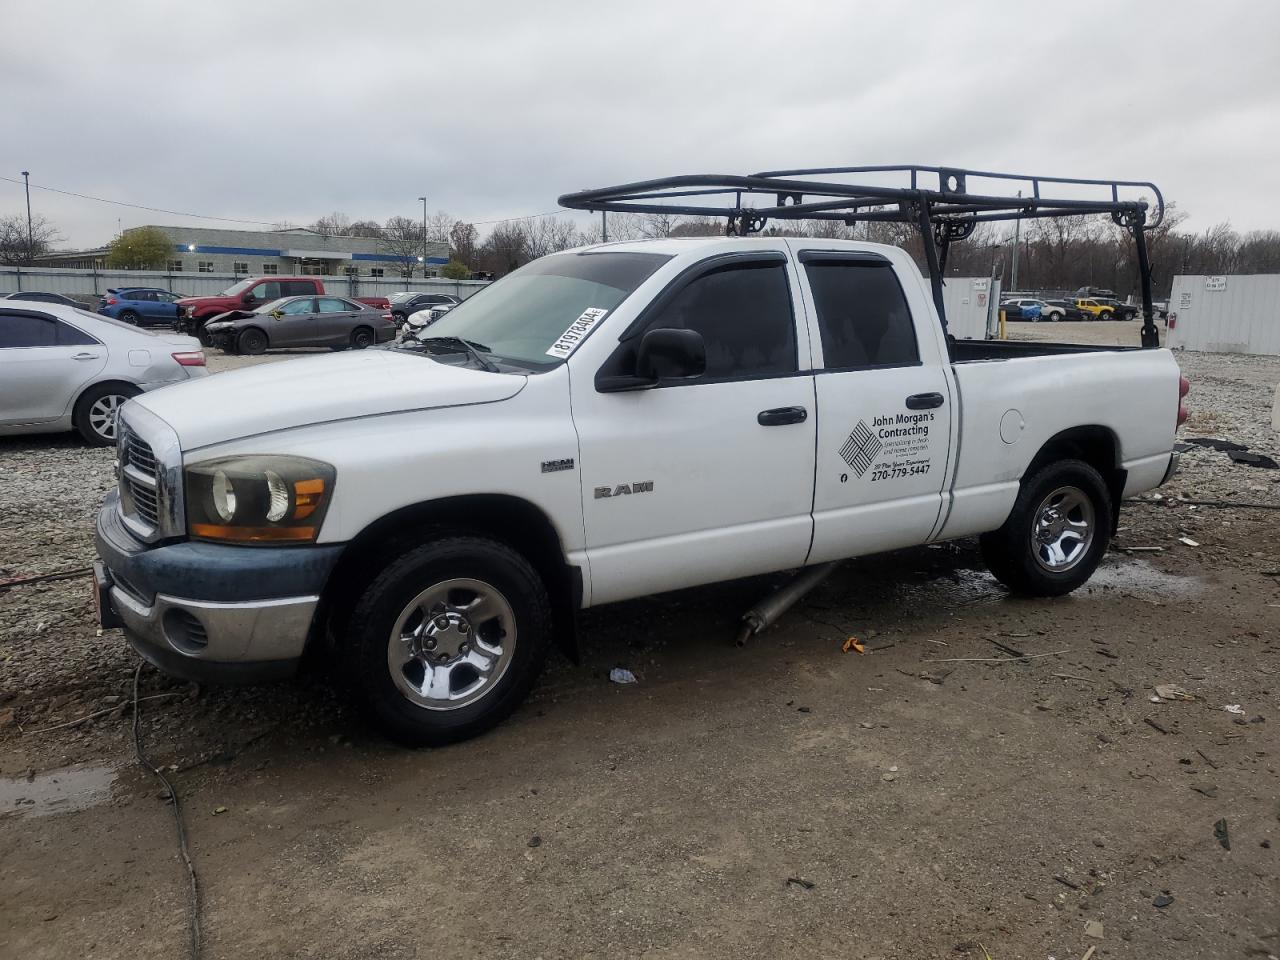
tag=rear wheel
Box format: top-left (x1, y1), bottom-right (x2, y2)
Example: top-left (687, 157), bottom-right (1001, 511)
top-left (351, 326), bottom-right (374, 350)
top-left (73, 382), bottom-right (140, 446)
top-left (118, 309), bottom-right (140, 325)
top-left (237, 327), bottom-right (268, 355)
top-left (348, 536), bottom-right (552, 746)
top-left (195, 324), bottom-right (213, 347)
top-left (980, 459), bottom-right (1112, 596)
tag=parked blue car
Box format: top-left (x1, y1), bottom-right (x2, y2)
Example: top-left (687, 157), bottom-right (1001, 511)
top-left (1000, 298), bottom-right (1045, 322)
top-left (98, 287), bottom-right (185, 326)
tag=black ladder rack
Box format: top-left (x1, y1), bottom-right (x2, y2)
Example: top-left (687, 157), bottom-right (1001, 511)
top-left (559, 165), bottom-right (1164, 348)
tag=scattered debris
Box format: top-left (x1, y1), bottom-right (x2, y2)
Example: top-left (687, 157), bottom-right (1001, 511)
top-left (1054, 874), bottom-right (1081, 890)
top-left (881, 772), bottom-right (898, 782)
top-left (919, 667), bottom-right (954, 684)
top-left (1080, 946), bottom-right (1097, 960)
top-left (1052, 673), bottom-right (1095, 683)
top-left (786, 875), bottom-right (815, 890)
top-left (924, 649), bottom-right (1067, 664)
top-left (985, 637), bottom-right (1027, 658)
top-left (1118, 545), bottom-right (1164, 553)
top-left (1227, 449), bottom-right (1279, 469)
top-left (1153, 894), bottom-right (1175, 908)
top-left (608, 667), bottom-right (637, 684)
top-left (797, 705), bottom-right (811, 714)
top-left (527, 835), bottom-right (542, 848)
top-left (841, 637), bottom-right (865, 654)
top-left (1084, 919), bottom-right (1105, 939)
top-left (1224, 704), bottom-right (1245, 715)
top-left (1178, 537), bottom-right (1201, 547)
top-left (1154, 683), bottom-right (1194, 701)
top-left (1144, 717), bottom-right (1170, 735)
top-left (1196, 749), bottom-right (1219, 770)
top-left (212, 806), bottom-right (227, 815)
top-left (1214, 818), bottom-right (1231, 851)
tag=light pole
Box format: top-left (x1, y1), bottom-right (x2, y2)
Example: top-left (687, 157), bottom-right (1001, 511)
top-left (418, 196), bottom-right (427, 277)
top-left (20, 171), bottom-right (33, 264)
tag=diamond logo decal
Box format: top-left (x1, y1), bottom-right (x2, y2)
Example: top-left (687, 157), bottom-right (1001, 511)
top-left (839, 421), bottom-right (881, 477)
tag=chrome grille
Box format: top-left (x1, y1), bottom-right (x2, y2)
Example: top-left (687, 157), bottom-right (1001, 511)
top-left (115, 407), bottom-right (182, 543)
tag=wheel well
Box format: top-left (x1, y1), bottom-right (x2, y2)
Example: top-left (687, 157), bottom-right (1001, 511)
top-left (72, 378), bottom-right (140, 415)
top-left (312, 495), bottom-right (580, 665)
top-left (238, 325), bottom-right (268, 343)
top-left (352, 324), bottom-right (373, 338)
top-left (1025, 426), bottom-right (1126, 531)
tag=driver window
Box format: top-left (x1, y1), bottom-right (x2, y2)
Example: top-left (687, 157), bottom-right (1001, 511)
top-left (281, 298), bottom-right (315, 315)
top-left (253, 282), bottom-right (281, 301)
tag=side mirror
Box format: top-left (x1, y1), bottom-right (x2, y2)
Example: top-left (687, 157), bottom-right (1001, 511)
top-left (597, 327), bottom-right (706, 392)
top-left (242, 294), bottom-right (256, 305)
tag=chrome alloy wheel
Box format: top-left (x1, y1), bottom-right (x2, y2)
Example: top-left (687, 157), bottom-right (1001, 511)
top-left (88, 394), bottom-right (126, 442)
top-left (386, 578), bottom-right (516, 710)
top-left (1031, 485), bottom-right (1095, 572)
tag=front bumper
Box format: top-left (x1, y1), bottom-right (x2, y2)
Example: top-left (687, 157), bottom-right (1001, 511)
top-left (95, 491), bottom-right (344, 683)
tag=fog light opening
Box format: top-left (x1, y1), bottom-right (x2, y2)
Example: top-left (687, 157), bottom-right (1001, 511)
top-left (163, 608), bottom-right (209, 653)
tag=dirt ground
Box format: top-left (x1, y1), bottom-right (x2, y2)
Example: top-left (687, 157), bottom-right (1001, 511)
top-left (2, 323), bottom-right (1278, 960)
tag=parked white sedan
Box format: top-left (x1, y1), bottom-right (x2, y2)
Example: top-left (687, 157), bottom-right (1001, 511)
top-left (0, 299), bottom-right (207, 446)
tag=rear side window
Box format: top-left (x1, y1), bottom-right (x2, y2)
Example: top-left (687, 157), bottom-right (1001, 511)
top-left (0, 313), bottom-right (56, 347)
top-left (317, 297), bottom-right (349, 313)
top-left (281, 280), bottom-right (314, 297)
top-left (641, 261), bottom-right (796, 381)
top-left (803, 259), bottom-right (919, 369)
top-left (254, 281), bottom-right (283, 300)
top-left (57, 321), bottom-right (98, 345)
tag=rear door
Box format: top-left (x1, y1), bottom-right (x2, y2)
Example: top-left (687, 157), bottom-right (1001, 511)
top-left (316, 296), bottom-right (359, 345)
top-left (0, 309), bottom-right (107, 424)
top-left (572, 250), bottom-right (818, 605)
top-left (790, 246), bottom-right (954, 563)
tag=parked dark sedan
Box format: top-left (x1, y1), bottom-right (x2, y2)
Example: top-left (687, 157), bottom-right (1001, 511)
top-left (2, 291), bottom-right (85, 308)
top-left (202, 295), bottom-right (397, 354)
top-left (388, 292), bottom-right (462, 323)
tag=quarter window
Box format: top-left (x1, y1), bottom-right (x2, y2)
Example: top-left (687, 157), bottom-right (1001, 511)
top-left (261, 263), bottom-right (279, 275)
top-left (0, 313), bottom-right (57, 347)
top-left (639, 260), bottom-right (796, 381)
top-left (316, 297), bottom-right (350, 313)
top-left (57, 321), bottom-right (98, 346)
top-left (252, 281), bottom-right (282, 301)
top-left (802, 259), bottom-right (919, 368)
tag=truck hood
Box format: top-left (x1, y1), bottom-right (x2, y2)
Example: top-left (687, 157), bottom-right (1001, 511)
top-left (133, 350), bottom-right (527, 450)
top-left (176, 295), bottom-right (234, 308)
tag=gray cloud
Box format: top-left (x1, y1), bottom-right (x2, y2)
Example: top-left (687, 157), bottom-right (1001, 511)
top-left (3, 0), bottom-right (1278, 247)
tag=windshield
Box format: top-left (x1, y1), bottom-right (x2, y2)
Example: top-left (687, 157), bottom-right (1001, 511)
top-left (388, 291), bottom-right (416, 303)
top-left (419, 251), bottom-right (670, 370)
top-left (254, 297), bottom-right (291, 314)
top-left (219, 279), bottom-right (254, 296)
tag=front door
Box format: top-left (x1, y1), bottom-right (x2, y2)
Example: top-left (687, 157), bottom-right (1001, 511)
top-left (571, 253), bottom-right (818, 606)
top-left (789, 247), bottom-right (953, 563)
top-left (268, 297), bottom-right (318, 347)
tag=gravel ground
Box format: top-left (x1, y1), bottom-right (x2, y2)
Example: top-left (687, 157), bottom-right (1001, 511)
top-left (1, 330), bottom-right (1277, 959)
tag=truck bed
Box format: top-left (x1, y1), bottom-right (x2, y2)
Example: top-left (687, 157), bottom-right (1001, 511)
top-left (950, 339), bottom-right (1137, 363)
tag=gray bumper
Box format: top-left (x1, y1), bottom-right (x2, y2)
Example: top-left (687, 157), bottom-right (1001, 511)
top-left (95, 491), bottom-right (343, 682)
top-left (1159, 449), bottom-right (1180, 486)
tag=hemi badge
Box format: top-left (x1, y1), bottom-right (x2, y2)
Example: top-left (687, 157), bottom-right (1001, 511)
top-left (541, 458), bottom-right (575, 474)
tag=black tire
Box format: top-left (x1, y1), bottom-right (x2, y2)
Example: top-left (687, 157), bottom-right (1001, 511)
top-left (237, 327), bottom-right (268, 355)
top-left (73, 382), bottom-right (140, 446)
top-left (392, 311), bottom-right (406, 324)
top-left (1099, 310), bottom-right (1113, 321)
top-left (196, 324), bottom-right (213, 347)
top-left (980, 459), bottom-right (1112, 597)
top-left (348, 536), bottom-right (552, 746)
top-left (118, 309), bottom-right (140, 325)
top-left (350, 326), bottom-right (374, 350)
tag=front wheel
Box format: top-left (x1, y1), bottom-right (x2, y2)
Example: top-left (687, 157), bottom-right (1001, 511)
top-left (237, 327), bottom-right (268, 355)
top-left (348, 536), bottom-right (552, 746)
top-left (980, 459), bottom-right (1112, 597)
top-left (1099, 310), bottom-right (1113, 321)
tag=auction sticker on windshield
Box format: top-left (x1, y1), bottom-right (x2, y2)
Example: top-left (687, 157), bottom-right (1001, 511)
top-left (546, 308), bottom-right (609, 359)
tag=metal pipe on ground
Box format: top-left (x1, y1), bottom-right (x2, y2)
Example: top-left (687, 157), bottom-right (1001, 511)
top-left (735, 562), bottom-right (841, 646)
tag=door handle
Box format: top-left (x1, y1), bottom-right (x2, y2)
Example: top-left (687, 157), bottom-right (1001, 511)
top-left (905, 392), bottom-right (945, 410)
top-left (757, 406), bottom-right (808, 426)
top-left (71, 352), bottom-right (99, 361)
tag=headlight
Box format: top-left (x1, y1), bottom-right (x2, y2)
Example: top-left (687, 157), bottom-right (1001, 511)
top-left (185, 455), bottom-right (335, 544)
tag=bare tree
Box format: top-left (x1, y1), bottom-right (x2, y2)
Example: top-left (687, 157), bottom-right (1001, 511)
top-left (450, 221), bottom-right (479, 267)
top-left (640, 211), bottom-right (681, 239)
top-left (524, 217), bottom-right (581, 259)
top-left (425, 211), bottom-right (456, 244)
top-left (0, 213), bottom-right (62, 264)
top-left (347, 220), bottom-right (385, 239)
top-left (311, 211), bottom-right (352, 236)
top-left (381, 215), bottom-right (425, 276)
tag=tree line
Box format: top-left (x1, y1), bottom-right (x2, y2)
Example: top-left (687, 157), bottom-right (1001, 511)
top-left (6, 203), bottom-right (1280, 297)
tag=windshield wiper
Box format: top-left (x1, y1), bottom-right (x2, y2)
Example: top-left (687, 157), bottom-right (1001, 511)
top-left (417, 336), bottom-right (499, 373)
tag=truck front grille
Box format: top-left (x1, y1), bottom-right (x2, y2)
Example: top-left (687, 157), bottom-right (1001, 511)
top-left (115, 409), bottom-right (182, 543)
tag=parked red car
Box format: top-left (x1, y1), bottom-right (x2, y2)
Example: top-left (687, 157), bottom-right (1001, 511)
top-left (176, 277), bottom-right (389, 344)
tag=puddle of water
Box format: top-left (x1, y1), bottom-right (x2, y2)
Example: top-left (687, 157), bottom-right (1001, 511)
top-left (0, 763), bottom-right (118, 819)
top-left (1084, 557), bottom-right (1204, 600)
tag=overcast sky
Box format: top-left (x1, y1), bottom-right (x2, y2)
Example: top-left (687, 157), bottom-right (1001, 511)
top-left (3, 0), bottom-right (1278, 248)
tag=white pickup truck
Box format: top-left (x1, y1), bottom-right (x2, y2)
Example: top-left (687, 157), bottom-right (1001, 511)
top-left (94, 232), bottom-right (1187, 744)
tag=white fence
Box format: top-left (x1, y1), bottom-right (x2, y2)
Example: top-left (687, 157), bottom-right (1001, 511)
top-left (1168, 274), bottom-right (1280, 357)
top-left (0, 265), bottom-right (489, 304)
top-left (942, 276), bottom-right (1002, 340)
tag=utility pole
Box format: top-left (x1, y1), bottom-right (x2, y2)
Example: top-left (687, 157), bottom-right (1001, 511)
top-left (418, 196), bottom-right (427, 277)
top-left (1009, 189), bottom-right (1022, 293)
top-left (601, 210), bottom-right (608, 243)
top-left (21, 171), bottom-right (33, 264)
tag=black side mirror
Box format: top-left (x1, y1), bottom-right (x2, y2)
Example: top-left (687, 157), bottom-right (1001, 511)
top-left (597, 327), bottom-right (706, 392)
